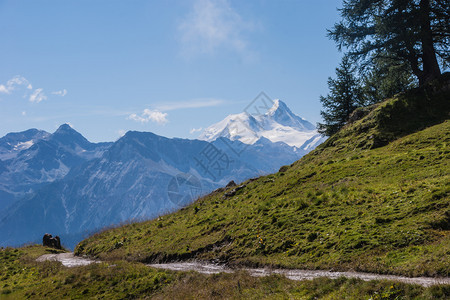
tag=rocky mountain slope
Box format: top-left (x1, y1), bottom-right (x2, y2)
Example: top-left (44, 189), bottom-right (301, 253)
top-left (0, 125), bottom-right (110, 211)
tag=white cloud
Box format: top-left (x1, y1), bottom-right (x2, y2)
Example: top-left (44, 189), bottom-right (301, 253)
top-left (190, 127), bottom-right (203, 134)
top-left (22, 111), bottom-right (27, 116)
top-left (178, 0), bottom-right (255, 58)
top-left (128, 109), bottom-right (168, 124)
top-left (118, 129), bottom-right (127, 137)
top-left (52, 89), bottom-right (67, 96)
top-left (29, 88), bottom-right (47, 103)
top-left (155, 98), bottom-right (225, 111)
top-left (0, 75), bottom-right (54, 104)
top-left (0, 75), bottom-right (31, 94)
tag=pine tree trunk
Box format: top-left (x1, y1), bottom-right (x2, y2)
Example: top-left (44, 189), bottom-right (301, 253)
top-left (419, 0), bottom-right (441, 85)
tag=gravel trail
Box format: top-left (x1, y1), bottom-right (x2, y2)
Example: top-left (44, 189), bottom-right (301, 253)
top-left (37, 253), bottom-right (450, 287)
top-left (36, 252), bottom-right (97, 267)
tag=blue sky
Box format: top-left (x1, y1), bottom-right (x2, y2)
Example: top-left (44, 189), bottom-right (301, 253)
top-left (0, 0), bottom-right (343, 142)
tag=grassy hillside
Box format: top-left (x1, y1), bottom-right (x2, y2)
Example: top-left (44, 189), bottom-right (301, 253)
top-left (75, 75), bottom-right (450, 278)
top-left (1, 245), bottom-right (449, 299)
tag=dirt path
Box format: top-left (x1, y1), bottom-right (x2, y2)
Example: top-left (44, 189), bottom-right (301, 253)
top-left (36, 252), bottom-right (97, 267)
top-left (37, 253), bottom-right (450, 287)
top-left (148, 262), bottom-right (450, 287)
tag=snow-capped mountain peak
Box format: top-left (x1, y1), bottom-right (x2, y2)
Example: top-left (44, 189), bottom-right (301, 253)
top-left (265, 100), bottom-right (316, 131)
top-left (199, 99), bottom-right (324, 149)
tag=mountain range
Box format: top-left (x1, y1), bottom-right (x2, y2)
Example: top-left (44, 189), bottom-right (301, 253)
top-left (0, 125), bottom-right (111, 211)
top-left (0, 100), bottom-right (325, 248)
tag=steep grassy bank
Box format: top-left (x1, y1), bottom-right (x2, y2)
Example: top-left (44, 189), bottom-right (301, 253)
top-left (75, 76), bottom-right (450, 277)
top-left (1, 246), bottom-right (449, 299)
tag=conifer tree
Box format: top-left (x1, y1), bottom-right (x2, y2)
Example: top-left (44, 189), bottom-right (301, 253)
top-left (329, 0), bottom-right (449, 86)
top-left (361, 55), bottom-right (417, 105)
top-left (318, 56), bottom-right (363, 136)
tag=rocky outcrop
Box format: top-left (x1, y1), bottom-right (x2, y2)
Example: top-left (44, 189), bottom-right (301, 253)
top-left (43, 233), bottom-right (61, 249)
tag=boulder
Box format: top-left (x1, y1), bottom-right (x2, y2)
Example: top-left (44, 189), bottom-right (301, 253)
top-left (223, 184), bottom-right (246, 198)
top-left (226, 180), bottom-right (237, 188)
